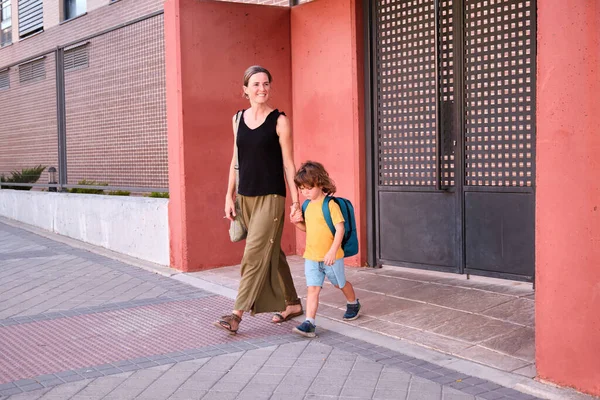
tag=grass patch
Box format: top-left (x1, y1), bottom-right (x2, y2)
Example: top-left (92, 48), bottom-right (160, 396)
top-left (148, 192), bottom-right (169, 198)
top-left (69, 180), bottom-right (108, 194)
top-left (108, 190), bottom-right (130, 196)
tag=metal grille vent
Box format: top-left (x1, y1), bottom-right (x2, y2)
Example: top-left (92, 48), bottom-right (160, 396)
top-left (439, 0), bottom-right (455, 186)
top-left (64, 45), bottom-right (89, 71)
top-left (0, 69), bottom-right (8, 90)
top-left (440, 0), bottom-right (454, 103)
top-left (464, 0), bottom-right (535, 187)
top-left (376, 0), bottom-right (437, 186)
top-left (18, 0), bottom-right (43, 38)
top-left (19, 58), bottom-right (45, 83)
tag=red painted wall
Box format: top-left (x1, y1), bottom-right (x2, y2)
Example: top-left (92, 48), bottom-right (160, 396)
top-left (290, 0), bottom-right (366, 266)
top-left (165, 0), bottom-right (294, 271)
top-left (165, 0), bottom-right (185, 270)
top-left (536, 1), bottom-right (600, 396)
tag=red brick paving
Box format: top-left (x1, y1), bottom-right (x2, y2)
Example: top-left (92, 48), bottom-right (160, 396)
top-left (0, 296), bottom-right (294, 384)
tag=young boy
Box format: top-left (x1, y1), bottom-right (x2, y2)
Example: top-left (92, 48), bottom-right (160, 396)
top-left (290, 161), bottom-right (361, 338)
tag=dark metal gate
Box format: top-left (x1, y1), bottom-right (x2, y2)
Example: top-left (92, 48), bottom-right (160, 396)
top-left (366, 0), bottom-right (536, 281)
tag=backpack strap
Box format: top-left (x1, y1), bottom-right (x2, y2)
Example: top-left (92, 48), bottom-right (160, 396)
top-left (321, 196), bottom-right (336, 236)
top-left (301, 199), bottom-right (310, 219)
top-left (336, 198), bottom-right (352, 243)
top-left (302, 197), bottom-right (336, 237)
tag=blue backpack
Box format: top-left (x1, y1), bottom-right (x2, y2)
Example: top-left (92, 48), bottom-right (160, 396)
top-left (302, 196), bottom-right (359, 257)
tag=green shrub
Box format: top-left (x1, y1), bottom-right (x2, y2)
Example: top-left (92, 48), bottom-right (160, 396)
top-left (0, 165), bottom-right (46, 190)
top-left (108, 190), bottom-right (130, 196)
top-left (69, 180), bottom-right (108, 194)
top-left (149, 192), bottom-right (169, 198)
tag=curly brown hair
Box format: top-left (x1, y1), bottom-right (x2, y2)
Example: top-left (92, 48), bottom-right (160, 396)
top-left (294, 161), bottom-right (337, 195)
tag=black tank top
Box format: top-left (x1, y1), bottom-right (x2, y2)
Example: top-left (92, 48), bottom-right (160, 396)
top-left (237, 109), bottom-right (287, 197)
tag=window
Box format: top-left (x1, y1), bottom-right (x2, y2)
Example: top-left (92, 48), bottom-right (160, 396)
top-left (0, 0), bottom-right (11, 47)
top-left (0, 69), bottom-right (9, 90)
top-left (18, 0), bottom-right (43, 38)
top-left (19, 57), bottom-right (45, 83)
top-left (64, 43), bottom-right (89, 71)
top-left (64, 0), bottom-right (85, 21)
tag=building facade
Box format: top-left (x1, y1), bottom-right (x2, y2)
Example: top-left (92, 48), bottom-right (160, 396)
top-left (0, 0), bottom-right (287, 190)
top-left (1, 0), bottom-right (598, 397)
top-left (163, 0), bottom-right (599, 396)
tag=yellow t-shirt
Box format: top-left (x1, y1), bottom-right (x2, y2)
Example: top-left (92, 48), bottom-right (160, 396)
top-left (303, 198), bottom-right (345, 261)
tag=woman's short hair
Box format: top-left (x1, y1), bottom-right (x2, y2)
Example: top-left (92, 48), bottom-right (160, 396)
top-left (294, 161), bottom-right (337, 195)
top-left (243, 65), bottom-right (273, 87)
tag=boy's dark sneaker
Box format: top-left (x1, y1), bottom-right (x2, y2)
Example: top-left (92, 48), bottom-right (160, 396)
top-left (343, 300), bottom-right (361, 321)
top-left (293, 320), bottom-right (316, 338)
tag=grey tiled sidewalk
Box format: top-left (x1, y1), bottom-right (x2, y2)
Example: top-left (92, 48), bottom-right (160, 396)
top-left (2, 337), bottom-right (536, 400)
top-left (0, 220), bottom-right (581, 400)
top-left (190, 255), bottom-right (537, 376)
top-left (0, 222), bottom-right (202, 320)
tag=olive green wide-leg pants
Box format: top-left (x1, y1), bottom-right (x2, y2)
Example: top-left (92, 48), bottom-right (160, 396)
top-left (234, 194), bottom-right (300, 315)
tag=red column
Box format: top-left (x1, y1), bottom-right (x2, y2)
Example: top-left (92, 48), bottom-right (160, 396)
top-left (536, 1), bottom-right (600, 396)
top-left (291, 0), bottom-right (366, 266)
top-left (164, 0), bottom-right (185, 270)
top-left (164, 0), bottom-right (294, 271)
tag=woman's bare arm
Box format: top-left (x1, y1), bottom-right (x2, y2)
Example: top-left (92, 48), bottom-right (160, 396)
top-left (277, 114), bottom-right (301, 218)
top-left (225, 114), bottom-right (239, 220)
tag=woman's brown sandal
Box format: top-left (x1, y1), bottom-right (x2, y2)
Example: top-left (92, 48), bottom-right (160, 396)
top-left (272, 303), bottom-right (304, 323)
top-left (214, 313), bottom-right (242, 334)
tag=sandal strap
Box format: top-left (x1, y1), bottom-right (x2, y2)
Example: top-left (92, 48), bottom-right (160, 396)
top-left (221, 313), bottom-right (242, 323)
top-left (219, 320), bottom-right (232, 330)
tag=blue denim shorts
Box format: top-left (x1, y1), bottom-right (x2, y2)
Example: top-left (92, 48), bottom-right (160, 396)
top-left (305, 258), bottom-right (346, 288)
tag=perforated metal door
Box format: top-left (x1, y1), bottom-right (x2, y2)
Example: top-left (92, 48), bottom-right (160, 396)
top-left (376, 0), bottom-right (459, 272)
top-left (462, 0), bottom-right (535, 278)
top-left (372, 0), bottom-right (535, 280)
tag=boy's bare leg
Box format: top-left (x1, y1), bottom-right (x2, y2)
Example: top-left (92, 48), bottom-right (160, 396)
top-left (339, 281), bottom-right (356, 302)
top-left (306, 286), bottom-right (321, 320)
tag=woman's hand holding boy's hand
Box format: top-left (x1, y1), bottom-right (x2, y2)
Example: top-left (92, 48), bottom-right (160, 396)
top-left (290, 209), bottom-right (304, 224)
top-left (290, 203), bottom-right (303, 224)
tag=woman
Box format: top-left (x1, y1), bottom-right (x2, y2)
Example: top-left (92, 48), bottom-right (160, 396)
top-left (215, 65), bottom-right (303, 334)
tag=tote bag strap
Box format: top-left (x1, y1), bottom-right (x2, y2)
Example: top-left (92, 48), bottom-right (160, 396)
top-left (233, 111), bottom-right (243, 192)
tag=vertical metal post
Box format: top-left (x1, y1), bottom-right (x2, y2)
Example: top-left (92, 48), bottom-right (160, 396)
top-left (433, 0), bottom-right (441, 190)
top-left (55, 48), bottom-right (68, 190)
top-left (364, 0), bottom-right (377, 268)
top-left (454, 0), bottom-right (466, 274)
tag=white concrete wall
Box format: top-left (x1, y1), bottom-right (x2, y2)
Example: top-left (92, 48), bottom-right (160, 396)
top-left (0, 190), bottom-right (169, 265)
